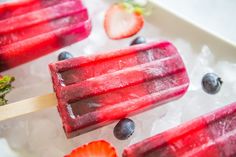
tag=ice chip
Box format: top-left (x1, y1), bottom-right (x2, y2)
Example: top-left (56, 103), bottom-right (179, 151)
top-left (189, 46), bottom-right (215, 91)
top-left (6, 120), bottom-right (29, 150)
top-left (0, 138), bottom-right (19, 157)
top-left (215, 61), bottom-right (236, 83)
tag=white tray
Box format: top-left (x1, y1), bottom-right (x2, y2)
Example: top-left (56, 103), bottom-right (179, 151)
top-left (0, 0), bottom-right (236, 156)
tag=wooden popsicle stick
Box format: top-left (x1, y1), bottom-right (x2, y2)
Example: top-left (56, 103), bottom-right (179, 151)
top-left (0, 93), bottom-right (57, 122)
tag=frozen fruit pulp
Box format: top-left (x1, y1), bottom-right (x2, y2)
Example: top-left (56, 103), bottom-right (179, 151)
top-left (49, 41), bottom-right (189, 137)
top-left (0, 0), bottom-right (91, 72)
top-left (123, 102), bottom-right (236, 157)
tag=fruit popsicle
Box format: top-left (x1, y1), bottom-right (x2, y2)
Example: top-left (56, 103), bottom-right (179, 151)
top-left (123, 102), bottom-right (236, 157)
top-left (0, 0), bottom-right (91, 72)
top-left (49, 41), bottom-right (189, 138)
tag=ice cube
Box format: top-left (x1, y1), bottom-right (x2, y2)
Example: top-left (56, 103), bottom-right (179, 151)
top-left (173, 38), bottom-right (197, 70)
top-left (233, 84), bottom-right (236, 94)
top-left (37, 144), bottom-right (65, 157)
top-left (151, 102), bottom-right (182, 135)
top-left (121, 104), bottom-right (169, 151)
top-left (189, 46), bottom-right (215, 91)
top-left (197, 45), bottom-right (215, 66)
top-left (215, 61), bottom-right (236, 83)
top-left (0, 138), bottom-right (19, 157)
top-left (27, 110), bottom-right (60, 151)
top-left (6, 120), bottom-right (29, 150)
top-left (181, 91), bottom-right (215, 122)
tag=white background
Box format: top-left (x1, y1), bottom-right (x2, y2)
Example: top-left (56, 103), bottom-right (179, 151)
top-left (155, 0), bottom-right (236, 43)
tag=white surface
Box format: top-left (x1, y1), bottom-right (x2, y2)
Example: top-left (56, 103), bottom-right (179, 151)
top-left (0, 139), bottom-right (18, 157)
top-left (155, 0), bottom-right (236, 43)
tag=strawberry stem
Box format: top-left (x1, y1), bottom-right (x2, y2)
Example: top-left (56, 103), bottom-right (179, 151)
top-left (120, 0), bottom-right (152, 16)
top-left (0, 76), bottom-right (15, 106)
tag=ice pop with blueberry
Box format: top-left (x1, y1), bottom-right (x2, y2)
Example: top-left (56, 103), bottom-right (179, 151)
top-left (123, 102), bottom-right (236, 157)
top-left (49, 41), bottom-right (190, 138)
top-left (0, 0), bottom-right (91, 72)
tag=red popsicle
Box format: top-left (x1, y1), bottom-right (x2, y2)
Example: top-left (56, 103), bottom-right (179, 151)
top-left (0, 0), bottom-right (91, 72)
top-left (123, 102), bottom-right (236, 157)
top-left (49, 41), bottom-right (189, 138)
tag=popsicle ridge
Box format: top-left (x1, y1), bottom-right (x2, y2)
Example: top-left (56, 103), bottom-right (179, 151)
top-left (0, 10), bottom-right (88, 46)
top-left (0, 1), bottom-right (87, 46)
top-left (56, 42), bottom-right (178, 85)
top-left (0, 0), bottom-right (82, 20)
top-left (60, 54), bottom-right (185, 103)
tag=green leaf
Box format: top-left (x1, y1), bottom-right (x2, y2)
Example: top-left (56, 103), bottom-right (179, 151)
top-left (0, 85), bottom-right (12, 97)
top-left (120, 0), bottom-right (152, 16)
top-left (0, 98), bottom-right (7, 106)
top-left (0, 76), bottom-right (15, 89)
top-left (0, 76), bottom-right (15, 106)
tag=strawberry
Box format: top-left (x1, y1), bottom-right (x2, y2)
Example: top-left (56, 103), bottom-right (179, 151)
top-left (65, 140), bottom-right (118, 157)
top-left (104, 2), bottom-right (145, 40)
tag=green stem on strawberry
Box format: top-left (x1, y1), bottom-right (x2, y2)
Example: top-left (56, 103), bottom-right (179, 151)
top-left (0, 76), bottom-right (15, 106)
top-left (120, 0), bottom-right (152, 15)
top-left (105, 0), bottom-right (151, 39)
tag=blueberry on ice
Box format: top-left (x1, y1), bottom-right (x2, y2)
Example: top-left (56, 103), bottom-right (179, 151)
top-left (130, 36), bottom-right (146, 46)
top-left (58, 51), bottom-right (73, 61)
top-left (113, 118), bottom-right (135, 140)
top-left (202, 73), bottom-right (223, 94)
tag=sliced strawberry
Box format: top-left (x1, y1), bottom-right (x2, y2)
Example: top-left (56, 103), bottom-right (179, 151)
top-left (65, 140), bottom-right (118, 157)
top-left (104, 4), bottom-right (144, 40)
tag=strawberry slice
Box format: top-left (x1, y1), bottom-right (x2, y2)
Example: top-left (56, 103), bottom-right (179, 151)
top-left (104, 3), bottom-right (144, 40)
top-left (65, 140), bottom-right (118, 157)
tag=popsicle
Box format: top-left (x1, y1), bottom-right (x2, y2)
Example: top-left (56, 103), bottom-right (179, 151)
top-left (0, 0), bottom-right (91, 72)
top-left (123, 102), bottom-right (236, 157)
top-left (49, 41), bottom-right (190, 138)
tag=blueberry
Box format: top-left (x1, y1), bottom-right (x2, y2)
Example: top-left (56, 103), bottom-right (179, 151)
top-left (113, 118), bottom-right (135, 140)
top-left (58, 51), bottom-right (73, 61)
top-left (202, 73), bottom-right (223, 94)
top-left (130, 36), bottom-right (146, 46)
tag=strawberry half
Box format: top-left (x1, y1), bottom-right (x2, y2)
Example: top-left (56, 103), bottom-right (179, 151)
top-left (104, 3), bottom-right (144, 40)
top-left (65, 140), bottom-right (118, 157)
